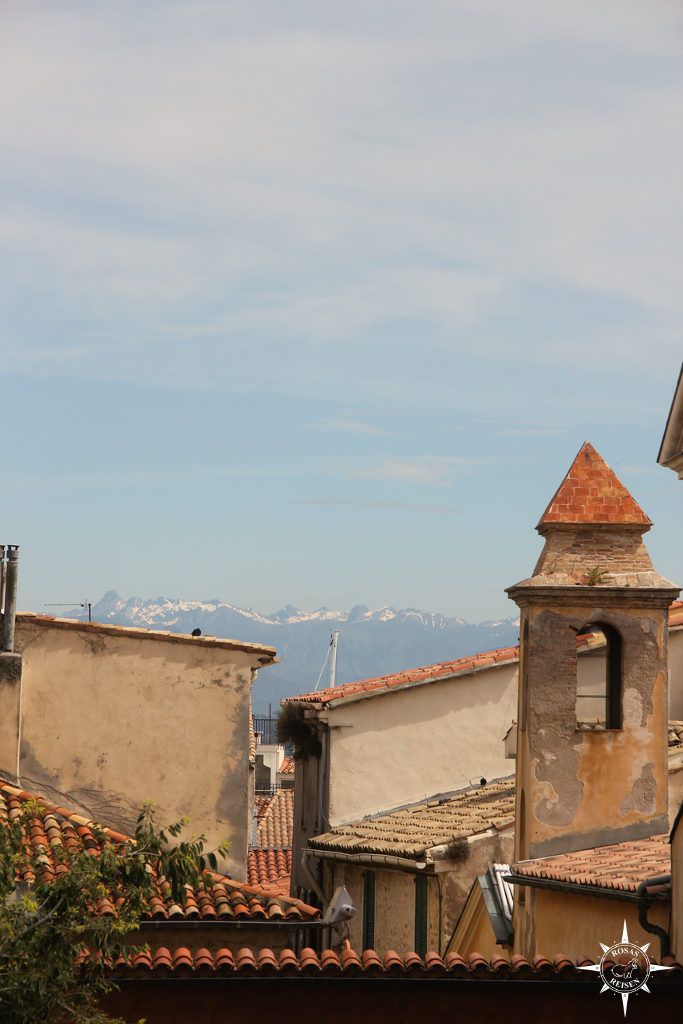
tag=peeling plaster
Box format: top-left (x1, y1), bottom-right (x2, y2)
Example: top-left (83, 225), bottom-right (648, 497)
top-left (525, 605), bottom-right (668, 845)
top-left (620, 762), bottom-right (657, 817)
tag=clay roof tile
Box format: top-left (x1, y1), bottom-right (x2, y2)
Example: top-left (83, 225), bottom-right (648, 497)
top-left (537, 442), bottom-right (651, 530)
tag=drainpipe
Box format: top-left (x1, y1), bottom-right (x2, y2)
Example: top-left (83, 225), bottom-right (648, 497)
top-left (0, 545), bottom-right (6, 616)
top-left (1, 545), bottom-right (19, 653)
top-left (300, 849), bottom-right (327, 905)
top-left (635, 874), bottom-right (671, 960)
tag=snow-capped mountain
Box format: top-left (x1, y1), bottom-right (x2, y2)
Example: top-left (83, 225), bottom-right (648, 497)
top-left (68, 592), bottom-right (519, 711)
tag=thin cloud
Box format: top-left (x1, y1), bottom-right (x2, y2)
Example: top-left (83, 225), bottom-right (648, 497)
top-left (355, 455), bottom-right (470, 486)
top-left (495, 426), bottom-right (568, 437)
top-left (292, 499), bottom-right (459, 515)
top-left (1, 0), bottom-right (681, 404)
top-left (615, 464), bottom-right (660, 476)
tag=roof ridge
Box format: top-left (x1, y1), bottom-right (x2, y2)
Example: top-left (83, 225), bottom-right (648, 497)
top-left (111, 945), bottom-right (644, 975)
top-left (15, 612), bottom-right (277, 658)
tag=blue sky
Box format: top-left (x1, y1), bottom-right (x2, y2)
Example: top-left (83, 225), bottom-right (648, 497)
top-left (1, 1), bottom-right (682, 621)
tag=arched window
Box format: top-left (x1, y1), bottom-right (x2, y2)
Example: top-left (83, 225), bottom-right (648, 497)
top-left (576, 622), bottom-right (622, 730)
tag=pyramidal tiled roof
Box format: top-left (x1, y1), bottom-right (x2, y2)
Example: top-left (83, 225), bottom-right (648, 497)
top-left (537, 442), bottom-right (651, 530)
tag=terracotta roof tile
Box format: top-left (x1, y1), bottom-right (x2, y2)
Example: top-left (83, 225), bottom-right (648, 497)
top-left (511, 834), bottom-right (670, 894)
top-left (247, 847), bottom-right (292, 897)
top-left (255, 790), bottom-right (293, 848)
top-left (289, 646), bottom-right (520, 705)
top-left (536, 442), bottom-right (651, 530)
top-left (279, 756), bottom-right (295, 775)
top-left (0, 780), bottom-right (317, 922)
top-left (310, 778), bottom-right (515, 858)
top-left (110, 947), bottom-right (683, 976)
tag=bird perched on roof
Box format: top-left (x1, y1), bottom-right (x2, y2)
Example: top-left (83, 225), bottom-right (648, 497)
top-left (191, 628), bottom-right (201, 637)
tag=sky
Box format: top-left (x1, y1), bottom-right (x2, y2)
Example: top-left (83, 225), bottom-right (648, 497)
top-left (1, 1), bottom-right (682, 622)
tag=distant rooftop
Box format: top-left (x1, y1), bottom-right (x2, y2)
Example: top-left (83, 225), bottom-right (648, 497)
top-left (16, 611), bottom-right (277, 661)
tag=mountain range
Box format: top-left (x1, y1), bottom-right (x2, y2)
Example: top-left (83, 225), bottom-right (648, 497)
top-left (66, 592), bottom-right (520, 712)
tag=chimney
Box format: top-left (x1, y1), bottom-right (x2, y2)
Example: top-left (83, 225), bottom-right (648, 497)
top-left (1, 545), bottom-right (19, 653)
top-left (0, 545), bottom-right (22, 782)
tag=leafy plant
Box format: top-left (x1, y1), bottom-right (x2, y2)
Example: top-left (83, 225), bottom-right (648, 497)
top-left (0, 800), bottom-right (228, 1024)
top-left (277, 703), bottom-right (322, 758)
top-left (584, 565), bottom-right (613, 586)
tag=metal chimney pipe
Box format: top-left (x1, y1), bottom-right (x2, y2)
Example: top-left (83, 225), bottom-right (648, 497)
top-left (0, 545), bottom-right (6, 616)
top-left (1, 545), bottom-right (19, 653)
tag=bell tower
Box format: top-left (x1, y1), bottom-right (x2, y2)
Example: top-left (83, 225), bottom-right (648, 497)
top-left (507, 442), bottom-right (679, 862)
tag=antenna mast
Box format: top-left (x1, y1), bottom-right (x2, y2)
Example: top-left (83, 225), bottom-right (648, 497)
top-left (329, 630), bottom-right (340, 688)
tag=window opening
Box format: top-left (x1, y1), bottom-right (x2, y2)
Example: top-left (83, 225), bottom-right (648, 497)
top-left (362, 872), bottom-right (375, 950)
top-left (576, 622), bottom-right (622, 730)
top-left (414, 874), bottom-right (428, 956)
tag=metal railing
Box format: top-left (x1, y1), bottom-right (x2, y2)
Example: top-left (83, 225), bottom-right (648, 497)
top-left (253, 716), bottom-right (279, 745)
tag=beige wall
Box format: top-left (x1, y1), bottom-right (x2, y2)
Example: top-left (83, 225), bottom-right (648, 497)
top-left (449, 885), bottom-right (510, 960)
top-left (669, 627), bottom-right (683, 719)
top-left (672, 817), bottom-right (683, 961)
top-left (514, 887), bottom-right (669, 962)
top-left (324, 861), bottom-right (440, 955)
top-left (326, 663), bottom-right (518, 826)
top-left (1, 618), bottom-right (271, 879)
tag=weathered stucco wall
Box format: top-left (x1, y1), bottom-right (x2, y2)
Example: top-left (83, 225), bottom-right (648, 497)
top-left (517, 604), bottom-right (670, 860)
top-left (3, 619), bottom-right (265, 879)
top-left (436, 829), bottom-right (514, 942)
top-left (327, 663), bottom-right (518, 826)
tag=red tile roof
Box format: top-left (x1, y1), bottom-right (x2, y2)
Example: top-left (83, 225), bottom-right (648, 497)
top-left (289, 645), bottom-right (520, 706)
top-left (510, 834), bottom-right (670, 895)
top-left (255, 790), bottom-right (294, 848)
top-left (289, 602), bottom-right (683, 707)
top-left (536, 442), bottom-right (651, 530)
top-left (247, 847), bottom-right (292, 898)
top-left (111, 946), bottom-right (680, 976)
top-left (671, 600), bottom-right (683, 629)
top-left (0, 780), bottom-right (316, 921)
top-left (16, 612), bottom-right (277, 660)
top-left (279, 756), bottom-right (295, 775)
